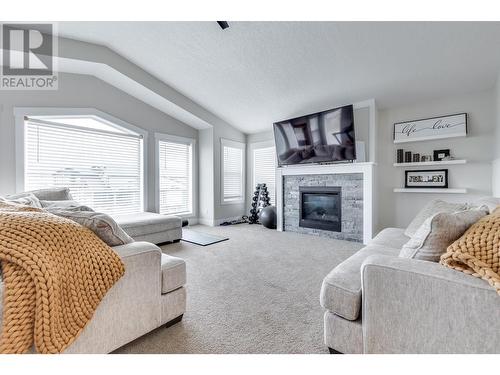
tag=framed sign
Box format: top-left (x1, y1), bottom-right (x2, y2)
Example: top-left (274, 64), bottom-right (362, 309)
top-left (405, 169), bottom-right (448, 189)
top-left (393, 113), bottom-right (467, 143)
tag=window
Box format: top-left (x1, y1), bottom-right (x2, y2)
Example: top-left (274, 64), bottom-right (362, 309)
top-left (23, 114), bottom-right (144, 216)
top-left (156, 134), bottom-right (194, 216)
top-left (252, 146), bottom-right (276, 204)
top-left (221, 138), bottom-right (245, 204)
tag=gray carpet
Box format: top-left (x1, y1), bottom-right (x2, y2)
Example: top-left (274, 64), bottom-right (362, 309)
top-left (114, 224), bottom-right (361, 354)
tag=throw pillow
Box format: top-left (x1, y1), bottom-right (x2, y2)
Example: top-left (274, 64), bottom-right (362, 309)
top-left (404, 199), bottom-right (470, 237)
top-left (1, 193), bottom-right (42, 208)
top-left (8, 187), bottom-right (73, 201)
top-left (47, 209), bottom-right (134, 246)
top-left (399, 208), bottom-right (487, 262)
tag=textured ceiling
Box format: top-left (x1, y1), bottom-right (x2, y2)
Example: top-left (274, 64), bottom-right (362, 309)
top-left (58, 22), bottom-right (500, 134)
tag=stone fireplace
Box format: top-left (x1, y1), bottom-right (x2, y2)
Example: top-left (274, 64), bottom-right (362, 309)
top-left (299, 186), bottom-right (342, 232)
top-left (283, 173), bottom-right (363, 242)
top-left (276, 162), bottom-right (375, 244)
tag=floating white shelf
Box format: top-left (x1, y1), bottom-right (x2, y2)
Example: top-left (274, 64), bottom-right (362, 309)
top-left (393, 159), bottom-right (467, 167)
top-left (393, 188), bottom-right (468, 194)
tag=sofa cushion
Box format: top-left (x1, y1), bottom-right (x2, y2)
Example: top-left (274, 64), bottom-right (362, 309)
top-left (161, 253), bottom-right (186, 294)
top-left (114, 212), bottom-right (182, 238)
top-left (369, 227), bottom-right (409, 249)
top-left (8, 187), bottom-right (73, 201)
top-left (400, 208), bottom-right (487, 262)
top-left (320, 244), bottom-right (399, 321)
top-left (404, 199), bottom-right (469, 237)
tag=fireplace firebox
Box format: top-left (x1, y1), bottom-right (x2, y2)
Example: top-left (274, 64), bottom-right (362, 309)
top-left (299, 186), bottom-right (341, 232)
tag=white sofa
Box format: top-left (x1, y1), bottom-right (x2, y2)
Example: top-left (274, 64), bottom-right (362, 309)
top-left (320, 199), bottom-right (500, 354)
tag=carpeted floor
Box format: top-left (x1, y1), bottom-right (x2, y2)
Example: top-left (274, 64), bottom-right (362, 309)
top-left (114, 224), bottom-right (361, 354)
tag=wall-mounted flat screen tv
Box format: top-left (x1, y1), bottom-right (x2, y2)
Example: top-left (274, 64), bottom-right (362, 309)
top-left (273, 104), bottom-right (356, 166)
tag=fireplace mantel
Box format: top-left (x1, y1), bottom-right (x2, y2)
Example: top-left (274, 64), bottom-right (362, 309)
top-left (275, 162), bottom-right (376, 244)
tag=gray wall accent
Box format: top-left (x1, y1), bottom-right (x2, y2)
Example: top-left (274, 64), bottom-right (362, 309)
top-left (283, 173), bottom-right (363, 242)
top-left (0, 72), bottom-right (198, 216)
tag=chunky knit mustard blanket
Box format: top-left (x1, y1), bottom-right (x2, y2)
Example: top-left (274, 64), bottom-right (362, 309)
top-left (441, 206), bottom-right (500, 295)
top-left (0, 202), bottom-right (125, 353)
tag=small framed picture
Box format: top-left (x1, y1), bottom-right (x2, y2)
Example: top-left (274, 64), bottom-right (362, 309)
top-left (433, 149), bottom-right (450, 161)
top-left (405, 169), bottom-right (448, 188)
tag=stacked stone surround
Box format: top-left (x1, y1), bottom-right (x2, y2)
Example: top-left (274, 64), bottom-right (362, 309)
top-left (283, 173), bottom-right (363, 242)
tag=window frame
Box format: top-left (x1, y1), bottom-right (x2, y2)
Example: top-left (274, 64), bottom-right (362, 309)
top-left (14, 107), bottom-right (148, 212)
top-left (154, 132), bottom-right (197, 218)
top-left (220, 138), bottom-right (246, 205)
top-left (250, 140), bottom-right (277, 206)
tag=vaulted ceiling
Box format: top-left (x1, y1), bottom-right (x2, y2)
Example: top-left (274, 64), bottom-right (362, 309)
top-left (58, 22), bottom-right (500, 134)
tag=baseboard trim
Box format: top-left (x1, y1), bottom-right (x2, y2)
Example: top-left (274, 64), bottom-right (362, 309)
top-left (213, 215), bottom-right (244, 226)
top-left (197, 218), bottom-right (214, 226)
top-left (184, 218), bottom-right (198, 225)
top-left (196, 216), bottom-right (245, 226)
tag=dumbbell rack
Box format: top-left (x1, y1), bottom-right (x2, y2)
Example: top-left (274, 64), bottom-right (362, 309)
top-left (248, 183), bottom-right (270, 224)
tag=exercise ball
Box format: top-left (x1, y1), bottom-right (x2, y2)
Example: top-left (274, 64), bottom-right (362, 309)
top-left (259, 205), bottom-right (277, 229)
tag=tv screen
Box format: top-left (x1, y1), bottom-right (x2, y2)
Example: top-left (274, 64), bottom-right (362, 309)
top-left (273, 104), bottom-right (356, 166)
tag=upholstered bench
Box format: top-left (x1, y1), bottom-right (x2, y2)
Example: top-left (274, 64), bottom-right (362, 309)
top-left (114, 212), bottom-right (182, 245)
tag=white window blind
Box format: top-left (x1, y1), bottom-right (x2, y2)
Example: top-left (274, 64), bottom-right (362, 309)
top-left (222, 140), bottom-right (244, 203)
top-left (253, 146), bottom-right (276, 204)
top-left (158, 138), bottom-right (193, 215)
top-left (24, 116), bottom-right (144, 216)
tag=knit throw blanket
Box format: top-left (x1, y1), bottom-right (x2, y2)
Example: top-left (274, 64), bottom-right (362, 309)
top-left (440, 206), bottom-right (500, 295)
top-left (0, 202), bottom-right (125, 353)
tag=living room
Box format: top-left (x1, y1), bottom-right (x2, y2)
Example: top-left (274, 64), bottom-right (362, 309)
top-left (0, 1), bottom-right (499, 372)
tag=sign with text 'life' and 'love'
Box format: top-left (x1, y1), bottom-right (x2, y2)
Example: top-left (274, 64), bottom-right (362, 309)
top-left (393, 113), bottom-right (467, 143)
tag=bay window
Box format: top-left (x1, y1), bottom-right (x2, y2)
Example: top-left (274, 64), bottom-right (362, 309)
top-left (21, 112), bottom-right (145, 216)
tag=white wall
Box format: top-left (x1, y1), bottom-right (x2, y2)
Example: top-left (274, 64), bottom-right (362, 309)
top-left (198, 128), bottom-right (215, 224)
top-left (0, 72), bottom-right (199, 215)
top-left (378, 88), bottom-right (496, 229)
